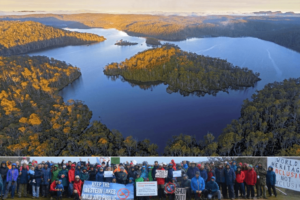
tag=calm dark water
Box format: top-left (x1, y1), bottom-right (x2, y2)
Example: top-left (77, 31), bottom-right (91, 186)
top-left (29, 28), bottom-right (300, 153)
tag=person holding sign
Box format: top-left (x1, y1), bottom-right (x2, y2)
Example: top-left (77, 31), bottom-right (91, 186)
top-left (180, 175), bottom-right (191, 200)
top-left (203, 176), bottom-right (221, 200)
top-left (191, 171), bottom-right (205, 200)
top-left (73, 175), bottom-right (83, 200)
top-left (166, 164), bottom-right (174, 183)
top-left (164, 178), bottom-right (178, 200)
top-left (266, 166), bottom-right (277, 198)
top-left (156, 164), bottom-right (166, 200)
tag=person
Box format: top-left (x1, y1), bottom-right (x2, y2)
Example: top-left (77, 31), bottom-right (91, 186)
top-left (68, 164), bottom-right (76, 198)
top-left (180, 175), bottom-right (191, 200)
top-left (235, 166), bottom-right (245, 198)
top-left (18, 162), bottom-right (28, 198)
top-left (3, 163), bottom-right (18, 199)
top-left (50, 179), bottom-right (59, 200)
top-left (140, 166), bottom-right (148, 180)
top-left (176, 165), bottom-right (185, 186)
top-left (79, 167), bottom-right (89, 182)
top-left (0, 161), bottom-right (8, 197)
top-left (231, 161), bottom-right (237, 172)
top-left (32, 163), bottom-right (44, 199)
top-left (55, 180), bottom-right (64, 200)
top-left (215, 163), bottom-right (226, 198)
top-left (165, 178), bottom-right (178, 200)
top-left (135, 173), bottom-right (144, 200)
top-left (266, 166), bottom-right (277, 198)
top-left (199, 166), bottom-right (208, 182)
top-left (73, 176), bottom-right (83, 200)
top-left (156, 164), bottom-right (165, 200)
top-left (170, 160), bottom-right (177, 171)
top-left (191, 171), bottom-right (205, 200)
top-left (41, 163), bottom-right (51, 198)
top-left (51, 165), bottom-right (61, 183)
top-left (256, 163), bottom-right (267, 199)
top-left (151, 161), bottom-right (159, 180)
top-left (0, 174), bottom-right (3, 199)
top-left (147, 166), bottom-right (153, 181)
top-left (245, 165), bottom-right (257, 199)
top-left (96, 167), bottom-right (104, 182)
top-left (187, 162), bottom-right (199, 179)
top-left (206, 166), bottom-right (215, 182)
top-left (203, 176), bottom-right (221, 200)
top-left (116, 167), bottom-right (127, 184)
top-left (75, 164), bottom-right (81, 177)
top-left (224, 163), bottom-right (235, 200)
top-left (166, 164), bottom-right (174, 183)
top-left (182, 161), bottom-right (188, 171)
top-left (27, 166), bottom-right (35, 196)
top-left (58, 165), bottom-right (68, 197)
top-left (88, 165), bottom-right (96, 181)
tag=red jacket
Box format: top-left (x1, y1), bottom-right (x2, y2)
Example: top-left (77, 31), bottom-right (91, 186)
top-left (68, 164), bottom-right (76, 183)
top-left (74, 179), bottom-right (83, 196)
top-left (207, 170), bottom-right (214, 182)
top-left (50, 181), bottom-right (57, 192)
top-left (245, 169), bottom-right (257, 186)
top-left (156, 168), bottom-right (165, 185)
top-left (171, 160), bottom-right (177, 171)
top-left (235, 171), bottom-right (245, 183)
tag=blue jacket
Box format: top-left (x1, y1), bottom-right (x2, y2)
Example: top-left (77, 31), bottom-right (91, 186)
top-left (205, 181), bottom-right (219, 193)
top-left (140, 168), bottom-right (148, 179)
top-left (96, 171), bottom-right (105, 182)
top-left (199, 169), bottom-right (208, 182)
top-left (187, 167), bottom-right (200, 179)
top-left (231, 161), bottom-right (237, 172)
top-left (215, 167), bottom-right (225, 183)
top-left (183, 164), bottom-right (188, 170)
top-left (19, 168), bottom-right (28, 184)
top-left (191, 176), bottom-right (205, 193)
top-left (224, 167), bottom-right (236, 186)
top-left (55, 183), bottom-right (64, 190)
top-left (42, 168), bottom-right (51, 185)
top-left (266, 167), bottom-right (276, 186)
top-left (6, 168), bottom-right (19, 182)
top-left (151, 166), bottom-right (158, 180)
top-left (167, 168), bottom-right (174, 183)
top-left (33, 168), bottom-right (44, 186)
top-left (75, 165), bottom-right (81, 177)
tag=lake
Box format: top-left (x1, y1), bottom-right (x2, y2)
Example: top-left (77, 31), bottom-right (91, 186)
top-left (28, 28), bottom-right (300, 153)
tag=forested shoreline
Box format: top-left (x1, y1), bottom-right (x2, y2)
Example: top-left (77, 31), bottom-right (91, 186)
top-left (104, 45), bottom-right (261, 96)
top-left (0, 21), bottom-right (106, 56)
top-left (1, 13), bottom-right (300, 52)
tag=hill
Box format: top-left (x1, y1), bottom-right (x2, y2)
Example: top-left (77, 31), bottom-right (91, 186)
top-left (104, 45), bottom-right (261, 96)
top-left (0, 20), bottom-right (106, 56)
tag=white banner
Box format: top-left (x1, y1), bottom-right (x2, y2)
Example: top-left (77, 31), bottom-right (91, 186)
top-left (267, 157), bottom-right (300, 192)
top-left (104, 171), bottom-right (114, 178)
top-left (173, 170), bottom-right (182, 177)
top-left (136, 181), bottom-right (158, 196)
top-left (155, 170), bottom-right (168, 178)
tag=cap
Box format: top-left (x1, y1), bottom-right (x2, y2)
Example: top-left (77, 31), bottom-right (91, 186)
top-left (120, 166), bottom-right (125, 170)
top-left (59, 179), bottom-right (62, 183)
top-left (211, 176), bottom-right (215, 180)
top-left (75, 175), bottom-right (80, 178)
top-left (195, 171), bottom-right (200, 175)
top-left (63, 165), bottom-right (66, 168)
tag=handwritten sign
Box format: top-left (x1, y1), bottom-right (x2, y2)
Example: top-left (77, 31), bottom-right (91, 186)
top-left (173, 170), bottom-right (182, 177)
top-left (104, 171), bottom-right (114, 178)
top-left (175, 188), bottom-right (186, 200)
top-left (155, 170), bottom-right (168, 178)
top-left (81, 181), bottom-right (134, 200)
top-left (267, 157), bottom-right (300, 192)
top-left (136, 182), bottom-right (157, 196)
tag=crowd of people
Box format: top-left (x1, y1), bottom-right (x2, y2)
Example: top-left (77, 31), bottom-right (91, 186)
top-left (0, 158), bottom-right (277, 200)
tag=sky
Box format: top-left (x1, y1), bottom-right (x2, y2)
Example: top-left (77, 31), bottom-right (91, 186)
top-left (30, 157), bottom-right (209, 164)
top-left (0, 0), bottom-right (299, 14)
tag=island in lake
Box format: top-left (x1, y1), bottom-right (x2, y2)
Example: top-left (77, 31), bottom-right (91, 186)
top-left (115, 39), bottom-right (138, 46)
top-left (104, 44), bottom-right (261, 96)
top-left (0, 21), bottom-right (106, 56)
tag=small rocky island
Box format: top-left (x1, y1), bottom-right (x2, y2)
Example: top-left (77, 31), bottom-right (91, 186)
top-left (115, 39), bottom-right (138, 46)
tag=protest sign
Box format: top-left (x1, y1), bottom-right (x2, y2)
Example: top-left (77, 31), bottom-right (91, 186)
top-left (165, 183), bottom-right (176, 194)
top-left (81, 181), bottom-right (134, 200)
top-left (175, 188), bottom-right (186, 200)
top-left (155, 170), bottom-right (168, 178)
top-left (136, 181), bottom-right (157, 196)
top-left (267, 157), bottom-right (300, 192)
top-left (104, 171), bottom-right (114, 178)
top-left (173, 170), bottom-right (182, 177)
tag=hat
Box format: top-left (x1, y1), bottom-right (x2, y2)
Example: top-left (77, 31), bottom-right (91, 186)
top-left (211, 176), bottom-right (215, 180)
top-left (63, 165), bottom-right (66, 168)
top-left (142, 166), bottom-right (145, 168)
top-left (59, 179), bottom-right (62, 183)
top-left (54, 165), bottom-right (58, 168)
top-left (159, 163), bottom-right (163, 166)
top-left (168, 163), bottom-right (173, 166)
top-left (195, 171), bottom-right (200, 175)
top-left (12, 163), bottom-right (17, 166)
top-left (75, 175), bottom-right (80, 178)
top-left (148, 166), bottom-right (152, 169)
top-left (71, 164), bottom-right (76, 167)
top-left (129, 177), bottom-right (134, 181)
top-left (120, 166), bottom-right (125, 170)
top-left (239, 162), bottom-right (243, 166)
top-left (119, 163), bottom-right (124, 166)
top-left (183, 174), bottom-right (187, 178)
top-left (102, 162), bottom-right (106, 164)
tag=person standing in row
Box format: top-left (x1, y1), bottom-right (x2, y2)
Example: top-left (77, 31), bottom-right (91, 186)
top-left (266, 166), bottom-right (277, 198)
top-left (224, 163), bottom-right (235, 200)
top-left (245, 165), bottom-right (257, 199)
top-left (234, 166), bottom-right (245, 198)
top-left (191, 171), bottom-right (205, 200)
top-left (256, 163), bottom-right (267, 199)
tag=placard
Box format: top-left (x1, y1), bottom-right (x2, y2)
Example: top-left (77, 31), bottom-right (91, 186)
top-left (267, 157), bottom-right (300, 192)
top-left (136, 181), bottom-right (157, 196)
top-left (81, 181), bottom-right (134, 200)
top-left (175, 188), bottom-right (186, 200)
top-left (155, 170), bottom-right (168, 178)
top-left (104, 171), bottom-right (114, 178)
top-left (173, 170), bottom-right (182, 177)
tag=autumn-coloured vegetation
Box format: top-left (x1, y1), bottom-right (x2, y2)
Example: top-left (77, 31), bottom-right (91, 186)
top-left (104, 45), bottom-right (261, 96)
top-left (163, 78), bottom-right (300, 156)
top-left (0, 21), bottom-right (106, 55)
top-left (0, 56), bottom-right (158, 156)
top-left (1, 14), bottom-right (300, 52)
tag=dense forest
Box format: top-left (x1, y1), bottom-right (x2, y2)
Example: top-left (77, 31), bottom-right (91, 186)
top-left (104, 45), bottom-right (260, 96)
top-left (0, 21), bottom-right (106, 56)
top-left (163, 78), bottom-right (300, 156)
top-left (1, 14), bottom-right (300, 52)
top-left (0, 56), bottom-right (158, 156)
